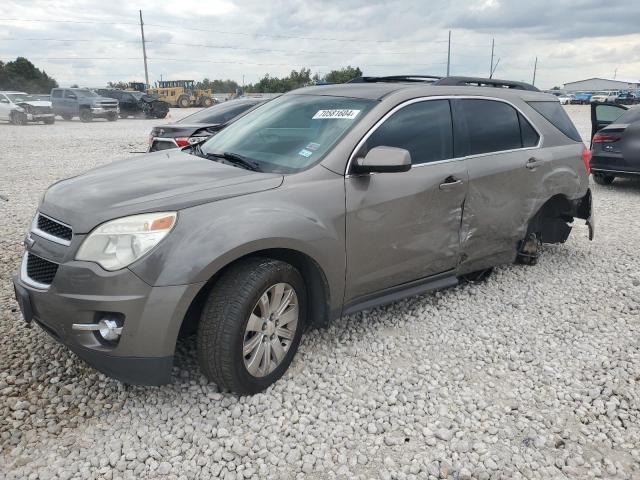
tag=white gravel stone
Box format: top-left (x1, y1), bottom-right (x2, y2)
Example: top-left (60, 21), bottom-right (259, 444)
top-left (0, 106), bottom-right (639, 479)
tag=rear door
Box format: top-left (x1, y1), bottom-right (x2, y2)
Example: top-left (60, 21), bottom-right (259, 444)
top-left (345, 99), bottom-right (468, 302)
top-left (454, 98), bottom-right (544, 271)
top-left (590, 102), bottom-right (628, 145)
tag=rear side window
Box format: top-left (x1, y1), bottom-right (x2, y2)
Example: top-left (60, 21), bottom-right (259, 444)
top-left (527, 101), bottom-right (581, 142)
top-left (51, 90), bottom-right (62, 98)
top-left (519, 113), bottom-right (540, 147)
top-left (363, 99), bottom-right (453, 165)
top-left (460, 99), bottom-right (522, 155)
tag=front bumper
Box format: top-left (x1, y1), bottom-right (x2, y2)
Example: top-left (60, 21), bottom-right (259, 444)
top-left (13, 250), bottom-right (204, 385)
top-left (91, 106), bottom-right (119, 117)
top-left (26, 113), bottom-right (55, 122)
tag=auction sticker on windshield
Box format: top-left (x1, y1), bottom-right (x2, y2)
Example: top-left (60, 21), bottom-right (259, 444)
top-left (313, 109), bottom-right (360, 120)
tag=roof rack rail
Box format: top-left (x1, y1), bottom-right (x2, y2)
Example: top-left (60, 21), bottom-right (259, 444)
top-left (433, 76), bottom-right (540, 91)
top-left (348, 75), bottom-right (442, 84)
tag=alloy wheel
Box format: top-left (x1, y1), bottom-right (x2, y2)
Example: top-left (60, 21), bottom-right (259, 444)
top-left (243, 282), bottom-right (299, 377)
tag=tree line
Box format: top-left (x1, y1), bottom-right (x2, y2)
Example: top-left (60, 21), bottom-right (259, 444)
top-left (198, 66), bottom-right (362, 93)
top-left (0, 57), bottom-right (58, 93)
top-left (0, 57), bottom-right (362, 95)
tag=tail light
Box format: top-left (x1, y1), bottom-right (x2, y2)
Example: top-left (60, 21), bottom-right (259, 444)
top-left (582, 148), bottom-right (592, 174)
top-left (175, 136), bottom-right (209, 148)
top-left (592, 133), bottom-right (621, 143)
top-left (175, 137), bottom-right (191, 148)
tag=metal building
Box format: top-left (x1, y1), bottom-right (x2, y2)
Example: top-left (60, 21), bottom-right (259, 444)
top-left (563, 77), bottom-right (640, 92)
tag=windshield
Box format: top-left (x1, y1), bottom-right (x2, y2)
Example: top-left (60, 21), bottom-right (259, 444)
top-left (6, 93), bottom-right (29, 103)
top-left (180, 99), bottom-right (262, 125)
top-left (74, 89), bottom-right (98, 98)
top-left (594, 92), bottom-right (610, 96)
top-left (200, 94), bottom-right (375, 173)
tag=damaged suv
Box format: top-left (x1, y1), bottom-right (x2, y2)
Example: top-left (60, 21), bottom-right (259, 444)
top-left (14, 76), bottom-right (594, 394)
top-left (94, 89), bottom-right (170, 119)
top-left (0, 91), bottom-right (55, 125)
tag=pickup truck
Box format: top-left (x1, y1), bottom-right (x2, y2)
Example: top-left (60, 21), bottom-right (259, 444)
top-left (51, 88), bottom-right (119, 122)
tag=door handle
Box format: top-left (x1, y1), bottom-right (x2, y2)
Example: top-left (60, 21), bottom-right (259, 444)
top-left (525, 157), bottom-right (543, 169)
top-left (439, 176), bottom-right (463, 190)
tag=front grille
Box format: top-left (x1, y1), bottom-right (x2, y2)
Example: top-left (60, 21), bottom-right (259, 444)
top-left (26, 253), bottom-right (58, 285)
top-left (31, 106), bottom-right (52, 115)
top-left (36, 214), bottom-right (72, 241)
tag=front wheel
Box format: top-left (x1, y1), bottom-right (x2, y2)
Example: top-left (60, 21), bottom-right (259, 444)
top-left (197, 258), bottom-right (306, 395)
top-left (43, 117), bottom-right (55, 125)
top-left (10, 112), bottom-right (27, 125)
top-left (79, 109), bottom-right (93, 122)
top-left (177, 95), bottom-right (191, 108)
top-left (106, 112), bottom-right (118, 122)
top-left (593, 173), bottom-right (614, 185)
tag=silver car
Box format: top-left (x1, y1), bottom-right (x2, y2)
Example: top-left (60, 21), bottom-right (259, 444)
top-left (13, 76), bottom-right (594, 394)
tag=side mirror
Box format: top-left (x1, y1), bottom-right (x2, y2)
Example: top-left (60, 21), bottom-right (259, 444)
top-left (353, 146), bottom-right (412, 174)
top-left (0, 98), bottom-right (9, 103)
top-left (67, 94), bottom-right (77, 99)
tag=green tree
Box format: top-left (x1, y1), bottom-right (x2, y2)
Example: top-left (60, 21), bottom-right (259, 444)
top-left (0, 57), bottom-right (58, 93)
top-left (322, 66), bottom-right (362, 84)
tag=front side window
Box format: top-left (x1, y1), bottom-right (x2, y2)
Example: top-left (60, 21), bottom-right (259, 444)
top-left (460, 99), bottom-right (523, 155)
top-left (72, 89), bottom-right (98, 98)
top-left (359, 100), bottom-right (454, 165)
top-left (51, 90), bottom-right (62, 98)
top-left (201, 94), bottom-right (375, 174)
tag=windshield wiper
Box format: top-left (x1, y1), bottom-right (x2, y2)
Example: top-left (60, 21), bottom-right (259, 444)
top-left (204, 151), bottom-right (262, 172)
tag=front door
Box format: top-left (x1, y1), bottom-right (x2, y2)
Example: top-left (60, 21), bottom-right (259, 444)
top-left (345, 99), bottom-right (467, 302)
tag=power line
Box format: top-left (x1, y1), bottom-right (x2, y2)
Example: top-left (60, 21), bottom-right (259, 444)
top-left (1, 56), bottom-right (448, 68)
top-left (0, 37), bottom-right (449, 57)
top-left (0, 17), bottom-right (449, 45)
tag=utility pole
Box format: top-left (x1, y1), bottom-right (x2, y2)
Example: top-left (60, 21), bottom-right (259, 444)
top-left (139, 10), bottom-right (149, 88)
top-left (613, 68), bottom-right (617, 79)
top-left (491, 58), bottom-right (500, 78)
top-left (532, 56), bottom-right (538, 86)
top-left (489, 38), bottom-right (494, 78)
top-left (446, 30), bottom-right (451, 77)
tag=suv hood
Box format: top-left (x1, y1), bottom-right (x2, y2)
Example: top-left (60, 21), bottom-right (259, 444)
top-left (40, 150), bottom-right (283, 233)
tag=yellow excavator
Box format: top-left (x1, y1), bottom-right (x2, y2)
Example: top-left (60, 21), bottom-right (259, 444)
top-left (147, 80), bottom-right (214, 108)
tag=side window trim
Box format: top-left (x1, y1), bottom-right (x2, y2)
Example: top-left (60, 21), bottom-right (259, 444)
top-left (346, 95), bottom-right (544, 175)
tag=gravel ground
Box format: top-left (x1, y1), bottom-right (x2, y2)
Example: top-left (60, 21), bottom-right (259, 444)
top-left (1, 106), bottom-right (639, 480)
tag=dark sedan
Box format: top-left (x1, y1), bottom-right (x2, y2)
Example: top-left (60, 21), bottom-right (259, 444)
top-left (590, 102), bottom-right (640, 185)
top-left (148, 98), bottom-right (266, 152)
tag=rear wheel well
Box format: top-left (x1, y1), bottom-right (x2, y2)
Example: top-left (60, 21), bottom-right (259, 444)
top-left (527, 194), bottom-right (575, 244)
top-left (179, 249), bottom-right (331, 339)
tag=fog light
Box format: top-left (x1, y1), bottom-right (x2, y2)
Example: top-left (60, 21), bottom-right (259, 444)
top-left (98, 319), bottom-right (122, 341)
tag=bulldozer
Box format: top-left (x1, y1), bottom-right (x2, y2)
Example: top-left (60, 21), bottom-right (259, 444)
top-left (147, 80), bottom-right (214, 108)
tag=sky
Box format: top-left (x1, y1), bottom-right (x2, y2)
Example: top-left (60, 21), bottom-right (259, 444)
top-left (1, 0), bottom-right (639, 89)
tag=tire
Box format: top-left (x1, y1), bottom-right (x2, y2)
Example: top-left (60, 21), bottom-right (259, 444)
top-left (61, 114), bottom-right (73, 121)
top-left (593, 173), bottom-right (614, 185)
top-left (197, 257), bottom-right (306, 395)
top-left (10, 112), bottom-right (27, 125)
top-left (106, 112), bottom-right (118, 122)
top-left (201, 97), bottom-right (213, 108)
top-left (177, 95), bottom-right (191, 108)
top-left (516, 232), bottom-right (541, 266)
top-left (43, 117), bottom-right (55, 125)
top-left (79, 109), bottom-right (93, 122)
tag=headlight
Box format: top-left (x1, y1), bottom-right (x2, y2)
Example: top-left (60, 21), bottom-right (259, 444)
top-left (76, 212), bottom-right (177, 271)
